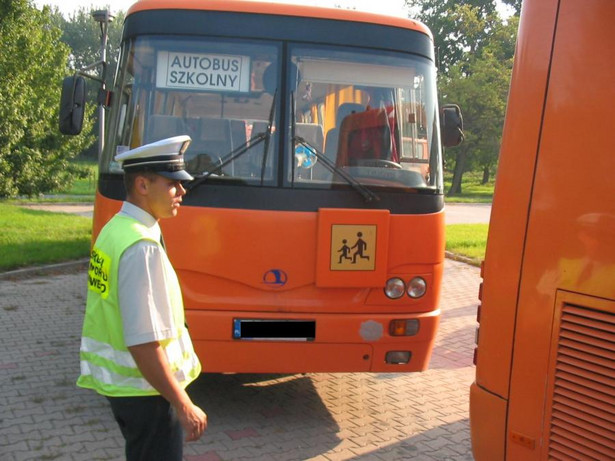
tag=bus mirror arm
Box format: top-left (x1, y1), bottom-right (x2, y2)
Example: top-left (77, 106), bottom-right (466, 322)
top-left (294, 136), bottom-right (380, 203)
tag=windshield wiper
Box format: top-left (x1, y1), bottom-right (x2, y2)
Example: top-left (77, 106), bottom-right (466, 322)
top-left (293, 136), bottom-right (380, 203)
top-left (185, 132), bottom-right (266, 191)
top-left (290, 90), bottom-right (378, 202)
top-left (186, 90), bottom-right (277, 191)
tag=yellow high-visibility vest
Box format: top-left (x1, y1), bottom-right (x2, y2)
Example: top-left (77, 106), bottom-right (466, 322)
top-left (77, 214), bottom-right (201, 396)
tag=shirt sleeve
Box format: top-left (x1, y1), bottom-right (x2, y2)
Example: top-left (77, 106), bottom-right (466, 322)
top-left (118, 240), bottom-right (177, 347)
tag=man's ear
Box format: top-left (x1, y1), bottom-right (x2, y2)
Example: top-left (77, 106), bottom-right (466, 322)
top-left (133, 174), bottom-right (150, 196)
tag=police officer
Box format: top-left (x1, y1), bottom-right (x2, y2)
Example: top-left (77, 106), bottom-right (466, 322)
top-left (77, 136), bottom-right (207, 461)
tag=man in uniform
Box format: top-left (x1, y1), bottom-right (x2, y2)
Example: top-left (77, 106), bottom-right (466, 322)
top-left (77, 135), bottom-right (207, 461)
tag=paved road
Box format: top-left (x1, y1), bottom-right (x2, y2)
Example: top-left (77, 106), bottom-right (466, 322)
top-left (444, 203), bottom-right (491, 225)
top-left (20, 203), bottom-right (491, 224)
top-left (0, 260), bottom-right (479, 461)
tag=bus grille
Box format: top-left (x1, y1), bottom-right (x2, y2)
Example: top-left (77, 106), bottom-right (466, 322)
top-left (548, 304), bottom-right (615, 460)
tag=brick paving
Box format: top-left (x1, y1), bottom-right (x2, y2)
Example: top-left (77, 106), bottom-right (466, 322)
top-left (0, 260), bottom-right (479, 461)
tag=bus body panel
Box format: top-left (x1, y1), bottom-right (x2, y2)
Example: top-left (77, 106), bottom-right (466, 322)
top-left (126, 0), bottom-right (432, 38)
top-left (92, 193), bottom-right (443, 373)
top-left (473, 0), bottom-right (559, 401)
top-left (469, 382), bottom-right (507, 460)
top-left (472, 0), bottom-right (615, 459)
top-left (507, 1), bottom-right (615, 458)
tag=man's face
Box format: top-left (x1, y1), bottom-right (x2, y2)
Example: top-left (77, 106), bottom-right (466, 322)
top-left (145, 174), bottom-right (187, 220)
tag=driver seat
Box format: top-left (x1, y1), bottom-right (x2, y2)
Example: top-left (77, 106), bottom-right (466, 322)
top-left (336, 107), bottom-right (398, 167)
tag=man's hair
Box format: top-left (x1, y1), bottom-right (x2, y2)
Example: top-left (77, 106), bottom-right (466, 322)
top-left (123, 170), bottom-right (158, 196)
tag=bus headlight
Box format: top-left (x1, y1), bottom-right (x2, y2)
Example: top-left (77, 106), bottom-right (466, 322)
top-left (384, 278), bottom-right (405, 299)
top-left (407, 277), bottom-right (427, 298)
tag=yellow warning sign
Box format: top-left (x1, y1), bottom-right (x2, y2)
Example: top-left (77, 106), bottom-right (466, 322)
top-left (330, 224), bottom-right (376, 271)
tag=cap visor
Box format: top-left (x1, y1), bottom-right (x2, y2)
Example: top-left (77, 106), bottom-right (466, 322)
top-left (157, 170), bottom-right (194, 181)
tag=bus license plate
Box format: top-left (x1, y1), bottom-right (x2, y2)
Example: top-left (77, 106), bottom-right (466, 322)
top-left (233, 319), bottom-right (315, 341)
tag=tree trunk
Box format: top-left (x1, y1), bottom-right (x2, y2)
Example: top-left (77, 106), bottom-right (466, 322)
top-left (482, 166), bottom-right (490, 184)
top-left (448, 149), bottom-right (468, 195)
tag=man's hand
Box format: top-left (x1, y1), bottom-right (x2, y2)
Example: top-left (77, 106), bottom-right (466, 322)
top-left (177, 402), bottom-right (208, 441)
top-left (128, 341), bottom-right (208, 441)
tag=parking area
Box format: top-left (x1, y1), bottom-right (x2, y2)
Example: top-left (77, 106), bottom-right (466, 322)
top-left (0, 259), bottom-right (479, 461)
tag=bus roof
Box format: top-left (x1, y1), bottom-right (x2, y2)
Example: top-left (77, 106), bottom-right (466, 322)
top-left (126, 0), bottom-right (432, 40)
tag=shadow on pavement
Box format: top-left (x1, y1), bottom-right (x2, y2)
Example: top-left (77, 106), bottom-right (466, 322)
top-left (185, 373), bottom-right (340, 460)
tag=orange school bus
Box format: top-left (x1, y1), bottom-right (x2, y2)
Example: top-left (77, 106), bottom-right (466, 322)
top-left (470, 0), bottom-right (615, 459)
top-left (61, 0), bottom-right (462, 373)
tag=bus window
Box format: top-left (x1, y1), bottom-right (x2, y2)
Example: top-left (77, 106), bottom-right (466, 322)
top-left (107, 37), bottom-right (280, 184)
top-left (289, 46), bottom-right (439, 190)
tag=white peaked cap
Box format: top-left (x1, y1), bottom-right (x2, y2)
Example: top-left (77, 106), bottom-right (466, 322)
top-left (114, 135), bottom-right (193, 181)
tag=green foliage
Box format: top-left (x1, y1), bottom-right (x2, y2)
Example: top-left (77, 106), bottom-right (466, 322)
top-left (52, 6), bottom-right (126, 159)
top-left (0, 203), bottom-right (91, 271)
top-left (412, 0), bottom-right (519, 195)
top-left (0, 0), bottom-right (94, 197)
top-left (56, 6), bottom-right (125, 85)
top-left (411, 0), bottom-right (499, 73)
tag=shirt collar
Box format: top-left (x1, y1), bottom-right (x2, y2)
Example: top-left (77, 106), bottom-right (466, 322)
top-left (119, 202), bottom-right (161, 240)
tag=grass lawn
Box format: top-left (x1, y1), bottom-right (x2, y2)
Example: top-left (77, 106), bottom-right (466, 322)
top-left (444, 171), bottom-right (495, 203)
top-left (445, 223), bottom-right (489, 265)
top-left (0, 203), bottom-right (92, 271)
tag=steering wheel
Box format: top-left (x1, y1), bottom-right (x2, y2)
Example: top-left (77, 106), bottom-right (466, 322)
top-left (356, 159), bottom-right (402, 169)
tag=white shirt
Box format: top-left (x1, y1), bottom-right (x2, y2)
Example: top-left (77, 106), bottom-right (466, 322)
top-left (117, 202), bottom-right (177, 347)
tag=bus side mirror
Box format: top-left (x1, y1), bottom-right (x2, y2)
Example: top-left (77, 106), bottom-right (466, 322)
top-left (59, 76), bottom-right (87, 135)
top-left (441, 104), bottom-right (464, 147)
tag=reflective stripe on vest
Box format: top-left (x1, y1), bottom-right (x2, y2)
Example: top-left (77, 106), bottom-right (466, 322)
top-left (79, 336), bottom-right (201, 392)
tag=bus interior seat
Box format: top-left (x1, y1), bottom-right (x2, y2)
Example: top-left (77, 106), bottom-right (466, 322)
top-left (296, 122), bottom-right (324, 152)
top-left (230, 119), bottom-right (248, 151)
top-left (146, 115), bottom-right (187, 143)
top-left (336, 107), bottom-right (398, 166)
top-left (185, 118), bottom-right (234, 174)
top-left (324, 103), bottom-right (364, 159)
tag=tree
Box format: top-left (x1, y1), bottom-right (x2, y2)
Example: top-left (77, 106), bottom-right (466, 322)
top-left (58, 6), bottom-right (125, 84)
top-left (54, 6), bottom-right (125, 158)
top-left (411, 0), bottom-right (518, 194)
top-left (409, 0), bottom-right (499, 73)
top-left (441, 12), bottom-right (518, 193)
top-left (0, 0), bottom-right (94, 197)
top-left (502, 0), bottom-right (522, 16)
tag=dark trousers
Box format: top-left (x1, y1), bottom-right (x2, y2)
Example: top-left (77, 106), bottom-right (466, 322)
top-left (107, 395), bottom-right (183, 461)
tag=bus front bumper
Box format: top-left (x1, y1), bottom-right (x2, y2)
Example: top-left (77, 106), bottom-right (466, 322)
top-left (186, 309), bottom-right (439, 373)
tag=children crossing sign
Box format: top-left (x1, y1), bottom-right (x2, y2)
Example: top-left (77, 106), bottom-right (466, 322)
top-left (316, 208), bottom-right (389, 288)
top-left (330, 225), bottom-right (376, 271)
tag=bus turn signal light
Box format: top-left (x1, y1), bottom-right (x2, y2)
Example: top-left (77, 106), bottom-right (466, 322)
top-left (389, 319), bottom-right (420, 336)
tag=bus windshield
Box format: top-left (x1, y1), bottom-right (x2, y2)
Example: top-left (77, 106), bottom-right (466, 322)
top-left (290, 46), bottom-right (441, 191)
top-left (105, 36), bottom-right (441, 192)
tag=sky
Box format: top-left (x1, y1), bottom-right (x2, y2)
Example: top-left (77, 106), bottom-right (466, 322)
top-left (33, 0), bottom-right (412, 18)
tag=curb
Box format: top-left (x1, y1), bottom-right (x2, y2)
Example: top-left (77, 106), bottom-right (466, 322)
top-left (444, 251), bottom-right (481, 267)
top-left (0, 259), bottom-right (89, 281)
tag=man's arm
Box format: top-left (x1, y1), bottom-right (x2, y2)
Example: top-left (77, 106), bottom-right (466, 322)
top-left (128, 341), bottom-right (207, 441)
